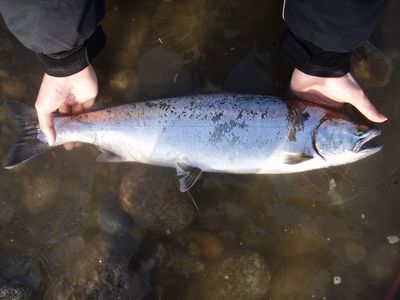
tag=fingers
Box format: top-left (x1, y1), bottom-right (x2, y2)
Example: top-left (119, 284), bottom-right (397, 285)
top-left (290, 69), bottom-right (388, 123)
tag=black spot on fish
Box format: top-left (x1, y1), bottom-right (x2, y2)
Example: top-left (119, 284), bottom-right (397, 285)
top-left (395, 179), bottom-right (399, 185)
top-left (159, 102), bottom-right (172, 110)
top-left (286, 102), bottom-right (309, 142)
top-left (212, 112), bottom-right (224, 123)
top-left (261, 111), bottom-right (268, 119)
top-left (302, 111), bottom-right (310, 121)
top-left (236, 109), bottom-right (244, 120)
top-left (145, 102), bottom-right (158, 108)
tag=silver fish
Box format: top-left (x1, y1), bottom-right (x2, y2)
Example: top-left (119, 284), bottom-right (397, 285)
top-left (3, 94), bottom-right (382, 191)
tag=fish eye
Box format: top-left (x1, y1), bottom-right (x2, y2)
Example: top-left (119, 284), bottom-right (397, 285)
top-left (355, 128), bottom-right (367, 136)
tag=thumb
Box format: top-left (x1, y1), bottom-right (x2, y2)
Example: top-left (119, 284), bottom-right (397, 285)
top-left (349, 94), bottom-right (387, 123)
top-left (35, 104), bottom-right (56, 145)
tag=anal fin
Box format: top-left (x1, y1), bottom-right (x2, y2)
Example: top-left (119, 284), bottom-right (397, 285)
top-left (176, 162), bottom-right (202, 192)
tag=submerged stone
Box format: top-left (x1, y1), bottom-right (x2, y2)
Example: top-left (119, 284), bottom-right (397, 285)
top-left (186, 250), bottom-right (270, 300)
top-left (178, 230), bottom-right (224, 258)
top-left (352, 41), bottom-right (393, 87)
top-left (45, 234), bottom-right (147, 299)
top-left (119, 165), bottom-right (195, 234)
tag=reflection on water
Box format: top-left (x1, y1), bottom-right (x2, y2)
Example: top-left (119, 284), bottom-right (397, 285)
top-left (0, 0), bottom-right (399, 299)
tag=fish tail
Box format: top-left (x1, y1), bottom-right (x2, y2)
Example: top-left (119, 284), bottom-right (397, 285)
top-left (3, 101), bottom-right (50, 169)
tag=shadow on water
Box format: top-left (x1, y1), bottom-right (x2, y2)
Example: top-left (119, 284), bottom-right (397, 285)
top-left (0, 0), bottom-right (399, 299)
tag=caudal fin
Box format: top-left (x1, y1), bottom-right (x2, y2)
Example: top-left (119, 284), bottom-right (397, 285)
top-left (3, 101), bottom-right (50, 169)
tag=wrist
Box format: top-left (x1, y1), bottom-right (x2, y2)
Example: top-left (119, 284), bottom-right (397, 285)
top-left (279, 28), bottom-right (351, 78)
top-left (37, 27), bottom-right (105, 77)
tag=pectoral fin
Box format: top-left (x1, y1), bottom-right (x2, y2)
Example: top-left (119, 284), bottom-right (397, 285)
top-left (176, 162), bottom-right (202, 192)
top-left (283, 152), bottom-right (313, 165)
top-left (97, 150), bottom-right (126, 163)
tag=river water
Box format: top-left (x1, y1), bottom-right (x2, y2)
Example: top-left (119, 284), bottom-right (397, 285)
top-left (0, 0), bottom-right (399, 299)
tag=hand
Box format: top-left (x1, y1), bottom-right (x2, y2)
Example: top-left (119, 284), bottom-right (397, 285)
top-left (35, 65), bottom-right (98, 147)
top-left (289, 68), bottom-right (387, 123)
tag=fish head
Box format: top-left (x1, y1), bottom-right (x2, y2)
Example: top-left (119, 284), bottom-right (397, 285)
top-left (314, 118), bottom-right (382, 164)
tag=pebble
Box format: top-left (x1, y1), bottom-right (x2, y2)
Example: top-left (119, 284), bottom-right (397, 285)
top-left (179, 230), bottom-right (224, 258)
top-left (333, 276), bottom-right (342, 285)
top-left (109, 69), bottom-right (136, 91)
top-left (329, 178), bottom-right (337, 191)
top-left (386, 235), bottom-right (400, 244)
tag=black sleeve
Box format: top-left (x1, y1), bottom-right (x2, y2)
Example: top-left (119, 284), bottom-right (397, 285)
top-left (278, 0), bottom-right (388, 77)
top-left (0, 0), bottom-right (106, 77)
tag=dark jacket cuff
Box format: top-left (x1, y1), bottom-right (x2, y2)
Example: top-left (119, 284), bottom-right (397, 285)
top-left (278, 28), bottom-right (351, 77)
top-left (37, 26), bottom-right (106, 77)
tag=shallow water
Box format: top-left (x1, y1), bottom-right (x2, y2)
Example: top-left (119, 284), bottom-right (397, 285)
top-left (0, 0), bottom-right (399, 299)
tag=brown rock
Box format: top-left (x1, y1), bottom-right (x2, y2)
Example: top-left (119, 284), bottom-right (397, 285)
top-left (119, 165), bottom-right (195, 234)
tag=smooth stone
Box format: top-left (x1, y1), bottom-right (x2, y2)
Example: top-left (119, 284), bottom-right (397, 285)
top-left (156, 243), bottom-right (206, 280)
top-left (109, 69), bottom-right (136, 91)
top-left (119, 165), bottom-right (195, 234)
top-left (276, 224), bottom-right (324, 257)
top-left (179, 230), bottom-right (224, 258)
top-left (22, 175), bottom-right (59, 214)
top-left (45, 234), bottom-right (146, 299)
top-left (268, 254), bottom-right (331, 299)
top-left (0, 77), bottom-right (29, 99)
top-left (365, 244), bottom-right (400, 284)
top-left (186, 250), bottom-right (270, 300)
top-left (352, 41), bottom-right (393, 87)
top-left (343, 241), bottom-right (367, 264)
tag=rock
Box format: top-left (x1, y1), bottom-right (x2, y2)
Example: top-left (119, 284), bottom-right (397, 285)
top-left (352, 41), bottom-right (393, 87)
top-left (179, 230), bottom-right (224, 258)
top-left (268, 254), bottom-right (331, 299)
top-left (0, 284), bottom-right (31, 300)
top-left (1, 257), bottom-right (44, 291)
top-left (386, 235), bottom-right (400, 245)
top-left (119, 165), bottom-right (195, 234)
top-left (187, 251), bottom-right (270, 300)
top-left (276, 224), bottom-right (324, 257)
top-left (0, 77), bottom-right (29, 99)
top-left (333, 275), bottom-right (342, 285)
top-left (46, 234), bottom-right (146, 299)
top-left (156, 243), bottom-right (206, 280)
top-left (109, 69), bottom-right (136, 91)
top-left (21, 175), bottom-right (59, 214)
top-left (343, 241), bottom-right (367, 264)
top-left (365, 245), bottom-right (400, 284)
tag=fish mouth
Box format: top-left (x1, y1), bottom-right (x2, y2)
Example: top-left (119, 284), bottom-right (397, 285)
top-left (353, 129), bottom-right (383, 153)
